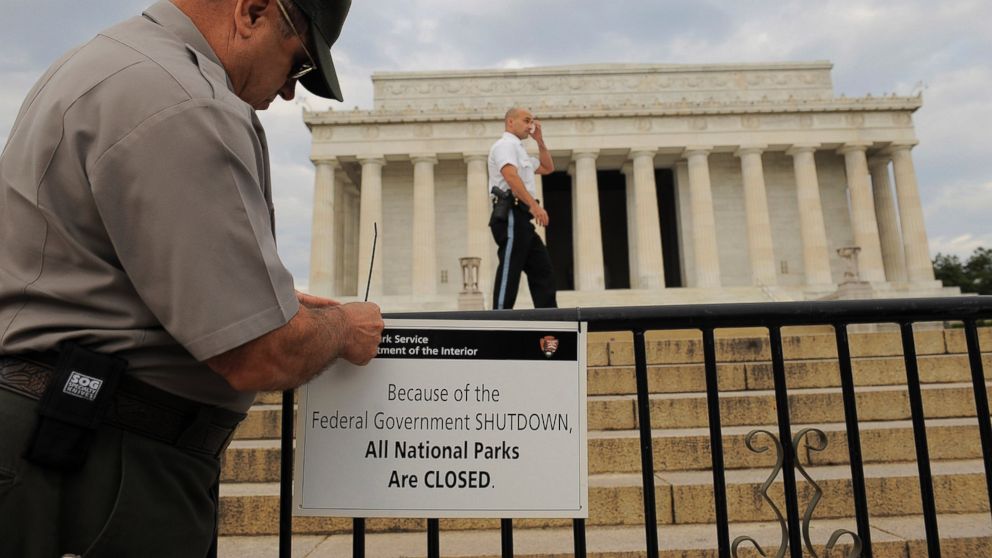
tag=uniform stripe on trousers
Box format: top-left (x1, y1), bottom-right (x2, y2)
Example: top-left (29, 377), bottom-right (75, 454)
top-left (496, 209), bottom-right (515, 309)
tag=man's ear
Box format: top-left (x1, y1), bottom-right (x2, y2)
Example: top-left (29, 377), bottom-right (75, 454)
top-left (233, 0), bottom-right (271, 38)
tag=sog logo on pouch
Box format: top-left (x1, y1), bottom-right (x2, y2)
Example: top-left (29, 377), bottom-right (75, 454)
top-left (63, 371), bottom-right (104, 401)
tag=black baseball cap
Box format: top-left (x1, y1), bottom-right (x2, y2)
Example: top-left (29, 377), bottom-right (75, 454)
top-left (292, 0), bottom-right (351, 101)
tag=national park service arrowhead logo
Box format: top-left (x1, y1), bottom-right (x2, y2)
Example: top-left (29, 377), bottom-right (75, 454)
top-left (539, 335), bottom-right (559, 358)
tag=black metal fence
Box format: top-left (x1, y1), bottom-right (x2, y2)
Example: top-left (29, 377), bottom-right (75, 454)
top-left (278, 296), bottom-right (992, 558)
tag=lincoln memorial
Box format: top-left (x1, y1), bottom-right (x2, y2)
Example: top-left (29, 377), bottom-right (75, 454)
top-left (303, 61), bottom-right (954, 311)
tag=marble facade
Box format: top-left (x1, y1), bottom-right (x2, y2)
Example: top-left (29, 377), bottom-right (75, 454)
top-left (304, 62), bottom-right (953, 311)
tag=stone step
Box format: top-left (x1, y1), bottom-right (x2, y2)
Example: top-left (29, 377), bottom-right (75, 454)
top-left (599, 326), bottom-right (992, 366)
top-left (589, 353), bottom-right (992, 396)
top-left (221, 417), bottom-right (988, 482)
top-left (218, 459), bottom-right (990, 535)
top-left (218, 513), bottom-right (992, 557)
top-left (637, 381), bottom-right (992, 431)
top-left (236, 382), bottom-right (992, 440)
top-left (591, 418), bottom-right (989, 474)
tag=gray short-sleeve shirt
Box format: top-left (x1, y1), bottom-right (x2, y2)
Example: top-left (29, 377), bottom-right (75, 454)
top-left (0, 2), bottom-right (299, 411)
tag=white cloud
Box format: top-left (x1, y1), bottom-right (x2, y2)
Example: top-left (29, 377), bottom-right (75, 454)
top-left (498, 58), bottom-right (538, 70)
top-left (924, 180), bottom-right (992, 220)
top-left (2, 0), bottom-right (990, 287)
top-left (930, 234), bottom-right (992, 259)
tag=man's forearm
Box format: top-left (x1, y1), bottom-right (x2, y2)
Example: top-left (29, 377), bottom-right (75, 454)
top-left (536, 141), bottom-right (554, 173)
top-left (208, 304), bottom-right (356, 392)
top-left (506, 172), bottom-right (539, 209)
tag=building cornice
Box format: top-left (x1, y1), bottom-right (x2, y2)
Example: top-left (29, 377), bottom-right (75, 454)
top-left (303, 96), bottom-right (922, 127)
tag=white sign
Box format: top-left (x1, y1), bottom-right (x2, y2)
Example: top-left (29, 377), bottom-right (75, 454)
top-left (293, 319), bottom-right (588, 518)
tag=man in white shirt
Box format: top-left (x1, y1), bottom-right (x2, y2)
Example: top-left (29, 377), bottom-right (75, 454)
top-left (488, 107), bottom-right (557, 309)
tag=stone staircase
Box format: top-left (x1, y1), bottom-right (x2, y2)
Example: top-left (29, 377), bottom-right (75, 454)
top-left (218, 326), bottom-right (992, 557)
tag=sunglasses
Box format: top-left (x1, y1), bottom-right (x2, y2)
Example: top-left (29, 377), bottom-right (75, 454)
top-left (274, 0), bottom-right (317, 80)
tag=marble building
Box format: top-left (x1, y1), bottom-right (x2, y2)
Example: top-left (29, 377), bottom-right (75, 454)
top-left (303, 61), bottom-right (953, 311)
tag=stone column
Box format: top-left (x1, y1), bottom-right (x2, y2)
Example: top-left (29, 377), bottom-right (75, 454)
top-left (621, 163), bottom-right (639, 287)
top-left (464, 153), bottom-right (492, 302)
top-left (684, 147), bottom-right (721, 288)
top-left (332, 172), bottom-right (346, 295)
top-left (735, 145), bottom-right (777, 286)
top-left (787, 144), bottom-right (833, 285)
top-left (838, 143), bottom-right (885, 282)
top-left (411, 155), bottom-right (438, 296)
top-left (346, 186), bottom-right (360, 295)
top-left (357, 157), bottom-right (385, 298)
top-left (309, 157), bottom-right (337, 297)
top-left (868, 156), bottom-right (908, 282)
top-left (889, 142), bottom-right (936, 282)
top-left (630, 149), bottom-right (666, 288)
top-left (674, 161), bottom-right (694, 284)
top-left (337, 184), bottom-right (357, 296)
top-left (571, 150), bottom-right (605, 290)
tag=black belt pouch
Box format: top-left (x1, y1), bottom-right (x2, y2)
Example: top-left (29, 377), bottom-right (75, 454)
top-left (24, 343), bottom-right (127, 471)
top-left (490, 187), bottom-right (512, 223)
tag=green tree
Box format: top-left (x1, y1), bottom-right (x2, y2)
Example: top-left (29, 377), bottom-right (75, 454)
top-left (933, 247), bottom-right (992, 295)
top-left (964, 247), bottom-right (992, 295)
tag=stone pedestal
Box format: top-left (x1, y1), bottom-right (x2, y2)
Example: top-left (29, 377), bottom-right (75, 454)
top-left (457, 256), bottom-right (485, 310)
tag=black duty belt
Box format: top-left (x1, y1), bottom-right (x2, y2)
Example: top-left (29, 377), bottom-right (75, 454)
top-left (0, 355), bottom-right (244, 458)
top-left (490, 197), bottom-right (540, 206)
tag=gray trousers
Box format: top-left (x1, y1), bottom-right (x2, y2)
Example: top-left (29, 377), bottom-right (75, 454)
top-left (0, 389), bottom-right (221, 557)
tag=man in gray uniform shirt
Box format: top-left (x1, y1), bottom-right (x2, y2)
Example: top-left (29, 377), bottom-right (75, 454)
top-left (0, 1), bottom-right (382, 556)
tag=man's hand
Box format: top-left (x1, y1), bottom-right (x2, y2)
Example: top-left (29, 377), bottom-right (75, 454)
top-left (337, 302), bottom-right (384, 365)
top-left (531, 119), bottom-right (545, 144)
top-left (297, 291), bottom-right (340, 309)
top-left (530, 203), bottom-right (549, 227)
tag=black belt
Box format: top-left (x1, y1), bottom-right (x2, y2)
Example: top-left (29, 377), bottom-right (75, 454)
top-left (0, 355), bottom-right (244, 458)
top-left (490, 197), bottom-right (540, 206)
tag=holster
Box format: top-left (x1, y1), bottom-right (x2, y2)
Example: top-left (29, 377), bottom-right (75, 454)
top-left (490, 186), bottom-right (513, 223)
top-left (24, 343), bottom-right (127, 471)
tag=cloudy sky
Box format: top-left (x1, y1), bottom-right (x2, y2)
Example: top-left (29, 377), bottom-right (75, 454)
top-left (2, 0), bottom-right (989, 289)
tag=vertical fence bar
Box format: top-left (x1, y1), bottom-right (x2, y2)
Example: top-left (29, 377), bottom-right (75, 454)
top-left (427, 519), bottom-right (440, 558)
top-left (769, 327), bottom-right (803, 558)
top-left (833, 324), bottom-right (873, 557)
top-left (900, 321), bottom-right (941, 557)
top-left (702, 328), bottom-right (730, 557)
top-left (279, 389), bottom-right (294, 558)
top-left (352, 518), bottom-right (365, 558)
top-left (632, 329), bottom-right (660, 556)
top-left (572, 518), bottom-right (587, 558)
top-left (501, 518), bottom-right (513, 557)
top-left (964, 319), bottom-right (992, 523)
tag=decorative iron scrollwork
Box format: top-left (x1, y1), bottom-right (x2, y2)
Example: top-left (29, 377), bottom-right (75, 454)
top-left (732, 430), bottom-right (788, 558)
top-left (793, 428), bottom-right (863, 558)
top-left (731, 428), bottom-right (863, 558)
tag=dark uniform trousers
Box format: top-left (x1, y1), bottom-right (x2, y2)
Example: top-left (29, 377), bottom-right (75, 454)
top-left (490, 204), bottom-right (558, 309)
top-left (0, 387), bottom-right (222, 558)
